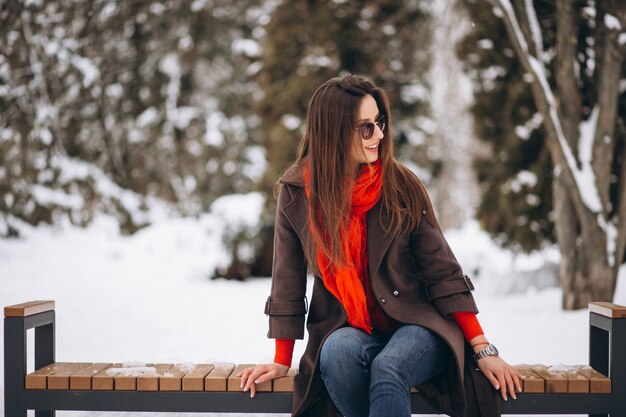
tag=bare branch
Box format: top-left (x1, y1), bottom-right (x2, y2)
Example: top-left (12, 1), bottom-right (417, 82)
top-left (490, 0), bottom-right (604, 217)
top-left (523, 0), bottom-right (545, 61)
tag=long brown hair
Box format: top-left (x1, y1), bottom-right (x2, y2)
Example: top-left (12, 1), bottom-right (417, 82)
top-left (285, 74), bottom-right (436, 270)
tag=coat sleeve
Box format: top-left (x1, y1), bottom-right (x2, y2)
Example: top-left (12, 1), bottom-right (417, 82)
top-left (265, 184), bottom-right (308, 340)
top-left (410, 214), bottom-right (478, 317)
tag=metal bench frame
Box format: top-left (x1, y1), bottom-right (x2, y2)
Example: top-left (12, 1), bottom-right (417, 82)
top-left (4, 302), bottom-right (626, 416)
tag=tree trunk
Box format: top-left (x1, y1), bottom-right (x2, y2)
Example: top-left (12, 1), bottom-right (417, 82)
top-left (553, 174), bottom-right (581, 309)
top-left (556, 171), bottom-right (618, 309)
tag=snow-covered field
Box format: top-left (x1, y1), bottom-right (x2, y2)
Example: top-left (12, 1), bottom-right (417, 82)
top-left (1, 194), bottom-right (624, 417)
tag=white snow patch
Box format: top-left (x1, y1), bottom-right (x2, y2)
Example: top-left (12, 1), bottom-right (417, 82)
top-left (159, 53), bottom-right (180, 78)
top-left (604, 14), bottom-right (622, 31)
top-left (106, 366), bottom-right (157, 376)
top-left (596, 215), bottom-right (618, 268)
top-left (477, 39), bottom-right (494, 49)
top-left (71, 55), bottom-right (100, 88)
top-left (175, 362), bottom-right (197, 373)
top-left (31, 185), bottom-right (84, 209)
top-left (514, 112), bottom-right (543, 140)
top-left (136, 107), bottom-right (160, 128)
top-left (547, 364), bottom-right (576, 373)
top-left (400, 83), bottom-right (429, 103)
top-left (191, 0), bottom-right (209, 12)
top-left (204, 111), bottom-right (225, 147)
top-left (210, 192), bottom-right (265, 231)
top-left (243, 145), bottom-right (267, 181)
top-left (281, 114), bottom-right (301, 131)
top-left (49, 155), bottom-right (171, 225)
top-left (582, 6), bottom-right (596, 19)
top-left (300, 54), bottom-right (336, 68)
top-left (171, 106), bottom-right (201, 130)
top-left (105, 83), bottom-right (124, 99)
top-left (231, 39), bottom-right (262, 57)
top-left (99, 2), bottom-right (117, 21)
top-left (578, 105), bottom-right (599, 169)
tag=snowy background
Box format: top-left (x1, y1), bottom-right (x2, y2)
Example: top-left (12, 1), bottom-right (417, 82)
top-left (1, 193), bottom-right (624, 417)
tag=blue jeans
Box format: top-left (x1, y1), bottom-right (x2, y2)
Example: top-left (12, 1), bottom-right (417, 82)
top-left (319, 325), bottom-right (450, 417)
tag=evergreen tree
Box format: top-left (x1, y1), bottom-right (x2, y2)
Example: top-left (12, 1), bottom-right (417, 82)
top-left (0, 0), bottom-right (263, 235)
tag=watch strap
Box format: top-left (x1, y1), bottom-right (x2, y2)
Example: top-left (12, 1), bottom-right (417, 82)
top-left (473, 343), bottom-right (499, 361)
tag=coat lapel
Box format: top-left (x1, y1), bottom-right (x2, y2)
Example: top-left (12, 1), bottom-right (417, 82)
top-left (279, 182), bottom-right (395, 279)
top-left (367, 199), bottom-right (396, 279)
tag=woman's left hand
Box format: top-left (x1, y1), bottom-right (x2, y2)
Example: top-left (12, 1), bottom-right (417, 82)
top-left (476, 355), bottom-right (523, 401)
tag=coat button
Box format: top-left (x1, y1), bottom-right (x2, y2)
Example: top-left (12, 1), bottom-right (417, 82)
top-left (380, 298), bottom-right (386, 304)
top-left (393, 290), bottom-right (399, 297)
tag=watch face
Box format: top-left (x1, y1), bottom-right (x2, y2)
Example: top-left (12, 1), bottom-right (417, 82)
top-left (488, 344), bottom-right (498, 355)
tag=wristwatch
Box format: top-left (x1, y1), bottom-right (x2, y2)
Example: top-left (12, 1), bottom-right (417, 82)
top-left (473, 343), bottom-right (499, 361)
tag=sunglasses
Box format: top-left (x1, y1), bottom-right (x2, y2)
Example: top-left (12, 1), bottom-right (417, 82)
top-left (356, 115), bottom-right (386, 140)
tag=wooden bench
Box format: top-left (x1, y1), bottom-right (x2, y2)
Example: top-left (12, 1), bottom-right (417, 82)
top-left (4, 300), bottom-right (626, 416)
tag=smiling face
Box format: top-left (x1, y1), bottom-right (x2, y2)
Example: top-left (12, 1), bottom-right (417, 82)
top-left (350, 94), bottom-right (384, 166)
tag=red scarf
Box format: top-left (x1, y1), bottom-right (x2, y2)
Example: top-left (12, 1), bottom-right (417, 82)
top-left (303, 160), bottom-right (383, 334)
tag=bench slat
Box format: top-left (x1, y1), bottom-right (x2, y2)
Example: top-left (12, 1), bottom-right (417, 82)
top-left (25, 363), bottom-right (73, 390)
top-left (561, 369), bottom-right (590, 393)
top-left (182, 364), bottom-right (214, 391)
top-left (273, 367), bottom-right (298, 392)
top-left (70, 363), bottom-right (113, 390)
top-left (575, 365), bottom-right (611, 393)
top-left (228, 364), bottom-right (272, 392)
top-left (48, 363), bottom-right (93, 390)
top-left (514, 365), bottom-right (545, 393)
top-left (92, 364), bottom-right (120, 390)
top-left (4, 300), bottom-right (55, 317)
top-left (160, 364), bottom-right (189, 391)
top-left (138, 364), bottom-right (173, 392)
top-left (530, 365), bottom-right (568, 393)
top-left (204, 363), bottom-right (235, 391)
top-left (115, 363), bottom-right (159, 391)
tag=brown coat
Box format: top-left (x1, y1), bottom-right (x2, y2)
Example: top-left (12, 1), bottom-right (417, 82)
top-left (265, 171), bottom-right (500, 417)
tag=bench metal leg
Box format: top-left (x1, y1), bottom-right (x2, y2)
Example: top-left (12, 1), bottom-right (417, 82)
top-left (4, 317), bottom-right (27, 417)
top-left (610, 315), bottom-right (626, 417)
top-left (589, 311), bottom-right (626, 417)
top-left (4, 404), bottom-right (26, 417)
top-left (589, 325), bottom-right (609, 417)
top-left (4, 311), bottom-right (56, 417)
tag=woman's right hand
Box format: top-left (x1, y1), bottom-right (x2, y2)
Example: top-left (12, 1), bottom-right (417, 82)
top-left (237, 363), bottom-right (289, 398)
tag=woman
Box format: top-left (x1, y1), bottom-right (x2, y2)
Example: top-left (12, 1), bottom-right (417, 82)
top-left (239, 74), bottom-right (521, 417)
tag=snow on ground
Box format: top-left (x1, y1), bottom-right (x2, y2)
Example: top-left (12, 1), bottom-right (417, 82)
top-left (1, 195), bottom-right (624, 417)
